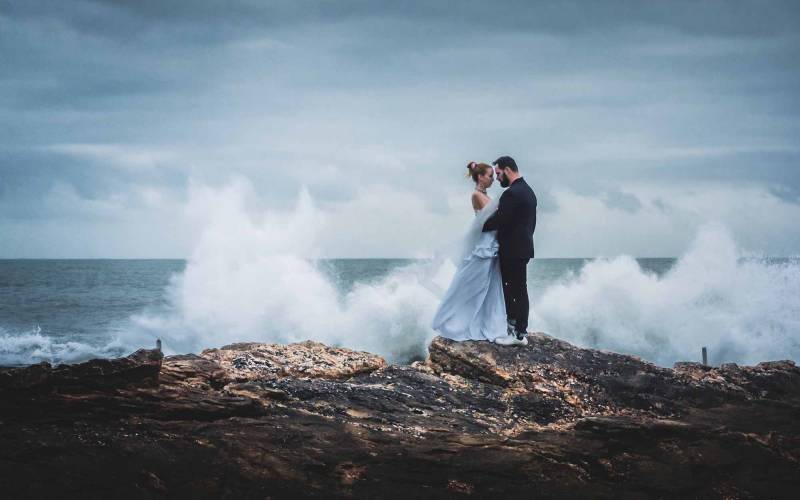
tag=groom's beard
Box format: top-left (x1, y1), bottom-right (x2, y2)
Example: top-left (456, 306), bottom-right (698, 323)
top-left (499, 175), bottom-right (510, 188)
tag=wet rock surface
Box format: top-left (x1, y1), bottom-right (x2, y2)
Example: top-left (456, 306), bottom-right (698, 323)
top-left (1, 334), bottom-right (799, 499)
top-left (201, 340), bottom-right (387, 382)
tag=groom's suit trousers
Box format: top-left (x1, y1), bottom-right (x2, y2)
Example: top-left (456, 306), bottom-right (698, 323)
top-left (499, 258), bottom-right (530, 334)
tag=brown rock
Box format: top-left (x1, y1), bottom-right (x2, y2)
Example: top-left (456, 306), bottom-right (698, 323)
top-left (200, 340), bottom-right (387, 381)
top-left (1, 335), bottom-right (798, 499)
top-left (0, 347), bottom-right (162, 393)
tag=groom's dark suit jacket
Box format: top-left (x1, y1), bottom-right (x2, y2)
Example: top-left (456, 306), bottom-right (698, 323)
top-left (482, 177), bottom-right (537, 259)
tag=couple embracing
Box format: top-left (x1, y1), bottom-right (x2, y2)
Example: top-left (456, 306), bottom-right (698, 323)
top-left (432, 155), bottom-right (537, 346)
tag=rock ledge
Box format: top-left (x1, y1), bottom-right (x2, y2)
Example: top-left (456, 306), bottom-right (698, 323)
top-left (2, 334), bottom-right (799, 499)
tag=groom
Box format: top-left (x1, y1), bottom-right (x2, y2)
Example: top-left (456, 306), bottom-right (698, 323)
top-left (482, 155), bottom-right (537, 346)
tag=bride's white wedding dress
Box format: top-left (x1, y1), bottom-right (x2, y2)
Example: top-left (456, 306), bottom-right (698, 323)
top-left (431, 197), bottom-right (507, 342)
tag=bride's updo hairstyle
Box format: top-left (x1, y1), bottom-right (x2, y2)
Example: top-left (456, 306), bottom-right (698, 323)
top-left (465, 162), bottom-right (492, 184)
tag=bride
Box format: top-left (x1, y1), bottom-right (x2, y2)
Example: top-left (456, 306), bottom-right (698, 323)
top-left (431, 162), bottom-right (510, 343)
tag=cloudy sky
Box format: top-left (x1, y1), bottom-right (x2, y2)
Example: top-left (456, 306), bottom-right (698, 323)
top-left (1, 0), bottom-right (799, 258)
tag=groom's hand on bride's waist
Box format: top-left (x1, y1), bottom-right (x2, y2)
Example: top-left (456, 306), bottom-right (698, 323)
top-left (482, 195), bottom-right (512, 232)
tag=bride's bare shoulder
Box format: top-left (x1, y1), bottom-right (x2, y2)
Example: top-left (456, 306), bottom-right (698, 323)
top-left (471, 191), bottom-right (490, 211)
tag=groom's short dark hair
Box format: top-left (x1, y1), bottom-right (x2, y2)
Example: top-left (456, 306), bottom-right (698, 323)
top-left (493, 155), bottom-right (518, 172)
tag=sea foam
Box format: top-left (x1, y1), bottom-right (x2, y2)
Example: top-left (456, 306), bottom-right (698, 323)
top-left (530, 225), bottom-right (800, 366)
top-left (0, 326), bottom-right (125, 366)
top-left (128, 182), bottom-right (799, 367)
top-left (127, 180), bottom-right (441, 363)
top-left (4, 180), bottom-right (797, 367)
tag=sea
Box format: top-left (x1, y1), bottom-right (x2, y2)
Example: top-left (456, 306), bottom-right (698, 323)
top-left (1, 244), bottom-right (799, 368)
top-left (0, 257), bottom-right (609, 362)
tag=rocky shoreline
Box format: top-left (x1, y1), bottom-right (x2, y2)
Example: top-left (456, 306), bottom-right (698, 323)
top-left (2, 333), bottom-right (799, 498)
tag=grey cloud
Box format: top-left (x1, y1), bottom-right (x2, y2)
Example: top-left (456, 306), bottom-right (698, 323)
top-left (5, 1), bottom-right (799, 39)
top-left (631, 151), bottom-right (800, 188)
top-left (1, 1), bottom-right (799, 256)
top-left (770, 185), bottom-right (800, 205)
top-left (0, 147), bottom-right (186, 207)
top-left (534, 188), bottom-right (559, 214)
top-left (652, 198), bottom-right (672, 213)
top-left (602, 190), bottom-right (643, 213)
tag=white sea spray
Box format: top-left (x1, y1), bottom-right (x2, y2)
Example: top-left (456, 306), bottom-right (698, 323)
top-left (530, 225), bottom-right (800, 366)
top-left (3, 180), bottom-right (798, 367)
top-left (127, 180), bottom-right (441, 363)
top-left (0, 325), bottom-right (124, 366)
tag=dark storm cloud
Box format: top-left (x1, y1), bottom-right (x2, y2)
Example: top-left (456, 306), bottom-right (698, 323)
top-left (603, 190), bottom-right (643, 213)
top-left (1, 0), bottom-right (799, 256)
top-left (651, 198), bottom-right (671, 213)
top-left (0, 147), bottom-right (187, 218)
top-left (770, 185), bottom-right (800, 204)
top-left (5, 1), bottom-right (799, 38)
